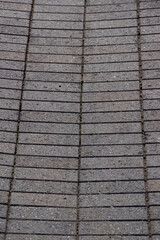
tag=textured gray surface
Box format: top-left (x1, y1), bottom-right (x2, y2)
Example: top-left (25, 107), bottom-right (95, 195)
top-left (0, 0), bottom-right (160, 239)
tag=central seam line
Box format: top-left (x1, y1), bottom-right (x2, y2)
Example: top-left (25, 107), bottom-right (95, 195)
top-left (136, 1), bottom-right (152, 239)
top-left (3, 1), bottom-right (35, 239)
top-left (76, 0), bottom-right (87, 239)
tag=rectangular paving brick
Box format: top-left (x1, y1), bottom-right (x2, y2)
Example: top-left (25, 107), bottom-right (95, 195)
top-left (6, 235), bottom-right (76, 240)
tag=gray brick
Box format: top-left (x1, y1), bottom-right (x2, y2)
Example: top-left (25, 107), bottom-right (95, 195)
top-left (12, 179), bottom-right (77, 194)
top-left (0, 99), bottom-right (20, 110)
top-left (0, 69), bottom-right (23, 79)
top-left (0, 204), bottom-right (7, 218)
top-left (10, 206), bottom-right (77, 220)
top-left (143, 90), bottom-right (160, 99)
top-left (83, 81), bottom-right (139, 91)
top-left (144, 100), bottom-right (160, 110)
top-left (142, 51), bottom-right (160, 61)
top-left (80, 168), bottom-right (144, 181)
top-left (0, 43), bottom-right (26, 52)
top-left (0, 179), bottom-right (10, 191)
top-left (21, 111), bottom-right (79, 123)
top-left (0, 2), bottom-right (31, 11)
top-left (34, 5), bottom-right (83, 13)
top-left (79, 207), bottom-right (147, 221)
top-left (35, 0), bottom-right (84, 4)
top-left (143, 60), bottom-right (160, 70)
top-left (0, 191), bottom-right (9, 204)
top-left (149, 193), bottom-right (160, 205)
top-left (85, 52), bottom-right (138, 63)
top-left (0, 142), bottom-right (15, 154)
top-left (28, 53), bottom-right (81, 63)
top-left (0, 219), bottom-right (6, 232)
top-left (146, 132), bottom-right (160, 143)
top-left (32, 20), bottom-right (82, 29)
top-left (22, 101), bottom-right (79, 112)
top-left (0, 120), bottom-right (18, 132)
top-left (19, 133), bottom-right (78, 145)
top-left (0, 10), bottom-right (30, 18)
top-left (81, 156), bottom-right (144, 169)
top-left (148, 180), bottom-right (160, 192)
top-left (79, 221), bottom-right (148, 235)
top-left (144, 121), bottom-right (160, 132)
top-left (24, 81), bottom-right (80, 92)
top-left (84, 71), bottom-right (139, 82)
top-left (31, 29), bottom-right (82, 38)
top-left (0, 17), bottom-right (29, 27)
top-left (33, 12), bottom-right (83, 21)
top-left (11, 192), bottom-right (77, 207)
top-left (7, 220), bottom-right (76, 235)
top-left (79, 237), bottom-right (148, 240)
top-left (84, 62), bottom-right (139, 72)
top-left (144, 110), bottom-right (160, 121)
top-left (141, 26), bottom-right (160, 35)
top-left (19, 122), bottom-right (78, 134)
top-left (80, 181), bottom-right (145, 194)
top-left (146, 156), bottom-right (160, 167)
top-left (0, 165), bottom-right (12, 178)
top-left (85, 35), bottom-right (137, 45)
top-left (26, 72), bottom-right (81, 82)
top-left (83, 91), bottom-right (139, 101)
top-left (6, 235), bottom-right (75, 240)
top-left (150, 206), bottom-right (160, 219)
top-left (0, 79), bottom-right (22, 88)
top-left (30, 36), bottom-right (82, 46)
top-left (151, 221), bottom-right (160, 234)
top-left (141, 34), bottom-right (160, 44)
top-left (17, 144), bottom-right (78, 157)
top-left (0, 51), bottom-right (25, 61)
top-left (14, 167), bottom-right (77, 181)
top-left (82, 123), bottom-right (141, 134)
top-left (140, 1), bottom-right (160, 9)
top-left (0, 34), bottom-right (27, 44)
top-left (0, 25), bottom-right (29, 35)
top-left (140, 9), bottom-right (160, 18)
top-left (0, 110), bottom-right (18, 121)
top-left (83, 112), bottom-right (141, 123)
top-left (152, 236), bottom-right (160, 240)
top-left (86, 19), bottom-right (137, 29)
top-left (0, 154), bottom-right (14, 166)
top-left (143, 80), bottom-right (160, 89)
top-left (82, 101), bottom-right (140, 112)
top-left (148, 167), bottom-right (160, 179)
top-left (145, 144), bottom-right (160, 155)
top-left (86, 11), bottom-right (137, 21)
top-left (27, 62), bottom-right (81, 73)
top-left (84, 44), bottom-right (138, 54)
top-left (80, 194), bottom-right (146, 207)
top-left (87, 3), bottom-right (136, 12)
top-left (29, 44), bottom-right (82, 54)
top-left (16, 156), bottom-right (78, 169)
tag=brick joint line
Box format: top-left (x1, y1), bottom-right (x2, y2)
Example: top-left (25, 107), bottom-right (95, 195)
top-left (136, 0), bottom-right (152, 239)
top-left (76, 0), bottom-right (87, 239)
top-left (3, 1), bottom-right (35, 239)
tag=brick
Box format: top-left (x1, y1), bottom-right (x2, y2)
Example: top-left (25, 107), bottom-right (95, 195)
top-left (0, 43), bottom-right (26, 52)
top-left (79, 221), bottom-right (148, 235)
top-left (16, 156), bottom-right (78, 169)
top-left (148, 168), bottom-right (160, 179)
top-left (84, 81), bottom-right (139, 91)
top-left (34, 5), bottom-right (83, 13)
top-left (0, 191), bottom-right (9, 204)
top-left (11, 192), bottom-right (77, 207)
top-left (86, 11), bottom-right (137, 21)
top-left (0, 120), bottom-right (18, 132)
top-left (0, 204), bottom-right (7, 218)
top-left (28, 53), bottom-right (81, 63)
top-left (0, 78), bottom-right (22, 88)
top-left (35, 0), bottom-right (84, 4)
top-left (0, 10), bottom-right (30, 19)
top-left (87, 3), bottom-right (137, 12)
top-left (30, 36), bottom-right (82, 46)
top-left (0, 178), bottom-right (10, 191)
top-left (79, 237), bottom-right (148, 240)
top-left (146, 132), bottom-right (160, 143)
top-left (6, 235), bottom-right (75, 240)
top-left (0, 154), bottom-right (14, 166)
top-left (0, 69), bottom-right (23, 79)
top-left (82, 101), bottom-right (140, 112)
top-left (80, 181), bottom-right (145, 194)
top-left (19, 133), bottom-right (79, 145)
top-left (83, 91), bottom-right (140, 101)
top-left (27, 62), bottom-right (81, 73)
top-left (79, 207), bottom-right (147, 220)
top-left (146, 156), bottom-right (160, 167)
top-left (24, 81), bottom-right (80, 92)
top-left (0, 219), bottom-right (6, 232)
top-left (83, 112), bottom-right (141, 123)
top-left (84, 44), bottom-right (138, 54)
top-left (0, 99), bottom-right (20, 110)
top-left (144, 100), bottom-right (160, 110)
top-left (146, 144), bottom-right (160, 155)
top-left (85, 35), bottom-right (137, 45)
top-left (149, 193), bottom-right (160, 205)
top-left (0, 2), bottom-right (31, 11)
top-left (80, 194), bottom-right (146, 207)
top-left (31, 29), bottom-right (82, 38)
top-left (80, 156), bottom-right (144, 169)
top-left (143, 90), bottom-right (160, 99)
top-left (7, 220), bottom-right (76, 235)
top-left (19, 122), bottom-right (79, 134)
top-left (80, 168), bottom-right (144, 181)
top-left (82, 122), bottom-right (141, 134)
top-left (148, 180), bottom-right (160, 192)
top-left (1, 17), bottom-right (29, 27)
top-left (10, 206), bottom-right (77, 220)
top-left (144, 121), bottom-right (160, 132)
top-left (12, 179), bottom-right (77, 194)
top-left (22, 101), bottom-right (79, 112)
top-left (86, 19), bottom-right (137, 29)
top-left (0, 110), bottom-right (18, 121)
top-left (0, 26), bottom-right (28, 35)
top-left (33, 12), bottom-right (83, 21)
top-left (17, 144), bottom-right (78, 157)
top-left (0, 165), bottom-right (12, 178)
top-left (144, 110), bottom-right (160, 121)
top-left (21, 111), bottom-right (79, 123)
top-left (0, 34), bottom-right (27, 44)
top-left (84, 62), bottom-right (139, 72)
top-left (141, 34), bottom-right (160, 44)
top-left (85, 52), bottom-right (138, 63)
top-left (143, 80), bottom-right (160, 89)
top-left (151, 221), bottom-right (160, 234)
top-left (150, 206), bottom-right (160, 219)
top-left (0, 51), bottom-right (25, 61)
top-left (14, 167), bottom-right (77, 181)
top-left (32, 20), bottom-right (82, 29)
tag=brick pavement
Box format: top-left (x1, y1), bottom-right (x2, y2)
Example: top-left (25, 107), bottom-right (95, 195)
top-left (0, 0), bottom-right (160, 239)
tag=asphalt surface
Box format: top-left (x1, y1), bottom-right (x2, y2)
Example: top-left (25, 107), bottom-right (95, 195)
top-left (0, 0), bottom-right (160, 239)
